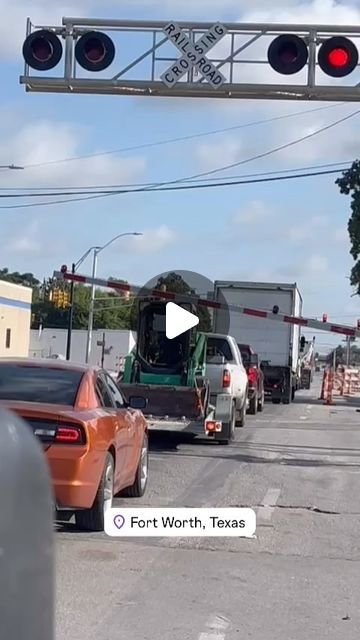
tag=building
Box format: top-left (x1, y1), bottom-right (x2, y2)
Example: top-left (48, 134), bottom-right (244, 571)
top-left (0, 280), bottom-right (32, 357)
top-left (29, 328), bottom-right (136, 374)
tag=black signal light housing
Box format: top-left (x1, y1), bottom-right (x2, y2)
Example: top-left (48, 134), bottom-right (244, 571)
top-left (267, 34), bottom-right (309, 75)
top-left (75, 31), bottom-right (115, 72)
top-left (22, 29), bottom-right (63, 71)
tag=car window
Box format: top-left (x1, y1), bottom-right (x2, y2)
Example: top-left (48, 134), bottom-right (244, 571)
top-left (104, 373), bottom-right (125, 408)
top-left (0, 365), bottom-right (83, 405)
top-left (96, 374), bottom-right (114, 408)
top-left (238, 345), bottom-right (250, 366)
top-left (206, 337), bottom-right (234, 363)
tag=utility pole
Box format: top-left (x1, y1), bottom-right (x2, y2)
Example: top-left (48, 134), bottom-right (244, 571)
top-left (346, 336), bottom-right (351, 366)
top-left (85, 248), bottom-right (98, 364)
top-left (66, 262), bottom-right (75, 361)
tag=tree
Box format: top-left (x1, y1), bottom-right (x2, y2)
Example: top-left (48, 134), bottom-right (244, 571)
top-left (327, 345), bottom-right (345, 367)
top-left (336, 161), bottom-right (360, 293)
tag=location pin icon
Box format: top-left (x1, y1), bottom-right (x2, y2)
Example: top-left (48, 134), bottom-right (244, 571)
top-left (113, 514), bottom-right (125, 530)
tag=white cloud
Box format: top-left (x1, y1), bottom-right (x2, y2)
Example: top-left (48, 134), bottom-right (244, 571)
top-left (125, 225), bottom-right (176, 254)
top-left (0, 120), bottom-right (146, 189)
top-left (306, 254), bottom-right (329, 273)
top-left (333, 227), bottom-right (349, 244)
top-left (195, 138), bottom-right (243, 172)
top-left (7, 219), bottom-right (41, 254)
top-left (284, 215), bottom-right (328, 243)
top-left (233, 200), bottom-right (271, 224)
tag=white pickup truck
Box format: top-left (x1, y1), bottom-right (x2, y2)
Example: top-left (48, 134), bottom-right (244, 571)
top-left (205, 333), bottom-right (249, 437)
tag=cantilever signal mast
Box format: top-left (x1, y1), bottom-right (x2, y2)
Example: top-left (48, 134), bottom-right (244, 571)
top-left (20, 17), bottom-right (360, 102)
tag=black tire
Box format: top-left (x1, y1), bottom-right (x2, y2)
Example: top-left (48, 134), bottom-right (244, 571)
top-left (272, 398), bottom-right (281, 405)
top-left (248, 393), bottom-right (258, 415)
top-left (258, 391), bottom-right (264, 412)
top-left (75, 452), bottom-right (114, 532)
top-left (122, 433), bottom-right (149, 497)
top-left (236, 397), bottom-right (247, 427)
top-left (218, 403), bottom-right (236, 445)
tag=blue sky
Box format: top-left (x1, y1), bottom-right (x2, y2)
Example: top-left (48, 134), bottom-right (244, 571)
top-left (1, 0), bottom-right (360, 353)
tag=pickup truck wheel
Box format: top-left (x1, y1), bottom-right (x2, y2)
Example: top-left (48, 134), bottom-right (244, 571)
top-left (248, 394), bottom-right (258, 415)
top-left (258, 391), bottom-right (264, 412)
top-left (236, 398), bottom-right (246, 428)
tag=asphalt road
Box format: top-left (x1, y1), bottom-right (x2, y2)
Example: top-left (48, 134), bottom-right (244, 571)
top-left (56, 375), bottom-right (360, 640)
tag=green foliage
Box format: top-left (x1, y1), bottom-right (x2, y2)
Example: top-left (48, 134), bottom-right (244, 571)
top-left (336, 160), bottom-right (360, 293)
top-left (0, 267), bottom-right (132, 331)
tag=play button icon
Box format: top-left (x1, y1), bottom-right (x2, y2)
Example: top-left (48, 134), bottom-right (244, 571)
top-left (166, 302), bottom-right (199, 339)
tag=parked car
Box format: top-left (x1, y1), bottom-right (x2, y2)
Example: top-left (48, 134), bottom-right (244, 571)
top-left (238, 343), bottom-right (265, 415)
top-left (0, 359), bottom-right (148, 531)
top-left (205, 333), bottom-right (249, 436)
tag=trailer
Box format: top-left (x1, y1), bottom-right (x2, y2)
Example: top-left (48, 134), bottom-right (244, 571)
top-left (213, 281), bottom-right (303, 404)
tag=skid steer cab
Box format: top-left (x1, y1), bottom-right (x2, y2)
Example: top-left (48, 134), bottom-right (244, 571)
top-left (119, 298), bottom-right (234, 443)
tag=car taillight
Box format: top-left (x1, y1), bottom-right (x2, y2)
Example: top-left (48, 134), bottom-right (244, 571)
top-left (248, 367), bottom-right (257, 385)
top-left (223, 369), bottom-right (231, 388)
top-left (56, 426), bottom-right (83, 443)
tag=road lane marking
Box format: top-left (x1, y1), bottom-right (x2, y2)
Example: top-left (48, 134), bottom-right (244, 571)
top-left (198, 615), bottom-right (231, 639)
top-left (300, 416), bottom-right (307, 420)
top-left (257, 488), bottom-right (281, 523)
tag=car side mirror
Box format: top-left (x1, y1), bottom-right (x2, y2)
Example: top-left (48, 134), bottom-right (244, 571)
top-left (128, 396), bottom-right (148, 410)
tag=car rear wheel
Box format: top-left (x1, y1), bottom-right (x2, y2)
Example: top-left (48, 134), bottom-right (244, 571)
top-left (75, 452), bottom-right (114, 532)
top-left (236, 396), bottom-right (247, 427)
top-left (248, 393), bottom-right (258, 415)
top-left (217, 402), bottom-right (236, 445)
top-left (123, 433), bottom-right (149, 498)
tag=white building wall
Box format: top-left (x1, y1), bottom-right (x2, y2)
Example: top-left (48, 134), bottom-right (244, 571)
top-left (29, 328), bottom-right (136, 373)
top-left (0, 280), bottom-right (32, 357)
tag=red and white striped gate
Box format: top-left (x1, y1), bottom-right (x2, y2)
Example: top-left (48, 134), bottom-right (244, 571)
top-left (53, 269), bottom-right (360, 339)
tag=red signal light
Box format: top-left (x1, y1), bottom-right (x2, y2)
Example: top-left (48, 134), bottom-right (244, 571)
top-left (267, 35), bottom-right (308, 75)
top-left (322, 314), bottom-right (328, 323)
top-left (318, 36), bottom-right (359, 77)
top-left (75, 31), bottom-right (115, 72)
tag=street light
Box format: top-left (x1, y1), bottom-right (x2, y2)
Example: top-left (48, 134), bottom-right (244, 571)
top-left (0, 164), bottom-right (24, 170)
top-left (85, 232), bottom-right (142, 364)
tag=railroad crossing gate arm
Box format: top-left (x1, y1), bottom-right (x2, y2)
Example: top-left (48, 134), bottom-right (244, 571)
top-left (53, 269), bottom-right (360, 339)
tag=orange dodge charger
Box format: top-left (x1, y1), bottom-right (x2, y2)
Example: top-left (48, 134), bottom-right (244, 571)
top-left (0, 358), bottom-right (149, 531)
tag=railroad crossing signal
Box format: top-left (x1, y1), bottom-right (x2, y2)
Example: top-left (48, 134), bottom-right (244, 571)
top-left (20, 18), bottom-right (360, 102)
top-left (160, 22), bottom-right (227, 89)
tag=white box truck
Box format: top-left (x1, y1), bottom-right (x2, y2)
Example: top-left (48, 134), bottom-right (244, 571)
top-left (213, 281), bottom-right (303, 404)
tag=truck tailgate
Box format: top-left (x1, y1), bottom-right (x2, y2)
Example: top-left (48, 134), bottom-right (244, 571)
top-left (119, 383), bottom-right (207, 420)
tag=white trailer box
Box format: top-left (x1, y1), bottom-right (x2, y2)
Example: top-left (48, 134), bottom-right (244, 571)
top-left (213, 281), bottom-right (303, 403)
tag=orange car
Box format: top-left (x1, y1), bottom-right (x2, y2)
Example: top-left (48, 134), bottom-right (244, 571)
top-left (0, 358), bottom-right (149, 531)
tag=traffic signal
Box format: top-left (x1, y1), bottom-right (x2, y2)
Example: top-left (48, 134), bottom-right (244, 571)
top-left (300, 336), bottom-right (306, 352)
top-left (272, 305), bottom-right (279, 315)
top-left (318, 37), bottom-right (358, 78)
top-left (75, 31), bottom-right (115, 72)
top-left (267, 34), bottom-right (359, 78)
top-left (357, 319), bottom-right (360, 330)
top-left (23, 29), bottom-right (115, 72)
top-left (267, 35), bottom-right (308, 75)
top-left (22, 29), bottom-right (63, 71)
top-left (322, 313), bottom-right (328, 323)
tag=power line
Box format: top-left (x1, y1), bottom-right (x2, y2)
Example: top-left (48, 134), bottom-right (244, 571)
top-left (0, 110), bottom-right (356, 210)
top-left (0, 160), bottom-right (352, 192)
top-left (21, 102), bottom-right (345, 170)
top-left (0, 166), bottom-right (349, 210)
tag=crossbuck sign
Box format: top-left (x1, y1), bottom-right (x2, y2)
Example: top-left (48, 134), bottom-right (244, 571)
top-left (161, 22), bottom-right (227, 89)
